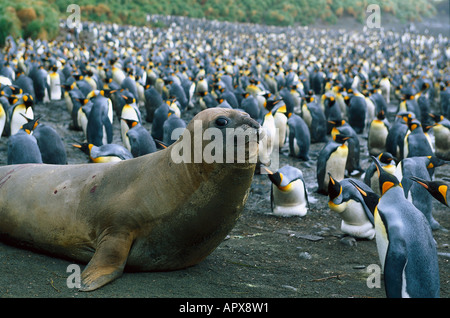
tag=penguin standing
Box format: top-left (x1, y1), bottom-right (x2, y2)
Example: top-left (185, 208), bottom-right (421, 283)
top-left (47, 66), bottom-right (62, 101)
top-left (344, 89), bottom-right (367, 134)
top-left (410, 177), bottom-right (449, 208)
top-left (259, 111), bottom-right (276, 166)
top-left (122, 119), bottom-right (157, 158)
top-left (330, 119), bottom-right (362, 175)
top-left (151, 102), bottom-right (171, 142)
top-left (370, 156), bottom-right (439, 298)
top-left (265, 165), bottom-right (309, 217)
top-left (429, 114), bottom-right (450, 160)
top-left (162, 111), bottom-right (186, 146)
top-left (143, 85), bottom-right (163, 122)
top-left (7, 116), bottom-right (42, 165)
top-left (287, 111), bottom-right (311, 161)
top-left (271, 102), bottom-right (288, 149)
top-left (14, 70), bottom-right (36, 101)
top-left (395, 156), bottom-right (444, 230)
top-left (364, 152), bottom-right (397, 196)
top-left (323, 94), bottom-right (342, 134)
top-left (403, 118), bottom-right (434, 158)
top-left (316, 134), bottom-right (349, 195)
top-left (240, 92), bottom-right (260, 121)
top-left (73, 142), bottom-right (133, 163)
top-left (86, 90), bottom-right (114, 146)
top-left (301, 94), bottom-right (327, 143)
top-left (379, 75), bottom-right (391, 104)
top-left (7, 93), bottom-right (34, 136)
top-left (385, 111), bottom-right (414, 160)
top-left (30, 65), bottom-right (48, 103)
top-left (328, 175), bottom-right (376, 239)
top-left (120, 92), bottom-right (142, 151)
top-left (33, 120), bottom-right (67, 165)
top-left (367, 110), bottom-right (390, 156)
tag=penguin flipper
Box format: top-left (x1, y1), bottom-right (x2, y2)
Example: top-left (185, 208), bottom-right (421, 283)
top-left (80, 232), bottom-right (134, 291)
top-left (384, 237), bottom-right (408, 298)
top-left (103, 116), bottom-right (114, 144)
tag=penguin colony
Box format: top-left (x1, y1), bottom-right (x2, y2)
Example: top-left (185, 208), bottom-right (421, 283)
top-left (0, 15), bottom-right (448, 298)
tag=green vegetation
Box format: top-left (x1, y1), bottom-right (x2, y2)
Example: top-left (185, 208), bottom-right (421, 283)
top-left (0, 0), bottom-right (440, 45)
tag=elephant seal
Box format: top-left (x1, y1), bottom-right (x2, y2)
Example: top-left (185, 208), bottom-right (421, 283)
top-left (0, 108), bottom-right (261, 291)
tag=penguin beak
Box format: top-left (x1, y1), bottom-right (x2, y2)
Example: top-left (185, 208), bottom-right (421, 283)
top-left (262, 166), bottom-right (273, 175)
top-left (409, 176), bottom-right (429, 189)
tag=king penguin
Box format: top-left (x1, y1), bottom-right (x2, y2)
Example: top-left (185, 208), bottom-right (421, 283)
top-left (31, 119), bottom-right (67, 165)
top-left (370, 156), bottom-right (440, 298)
top-left (429, 114), bottom-right (450, 160)
top-left (120, 91), bottom-right (142, 150)
top-left (395, 156), bottom-right (445, 230)
top-left (316, 134), bottom-right (350, 195)
top-left (259, 111), bottom-right (277, 166)
top-left (162, 110), bottom-right (186, 146)
top-left (265, 165), bottom-right (309, 217)
top-left (86, 90), bottom-right (114, 146)
top-left (122, 119), bottom-right (157, 158)
top-left (327, 174), bottom-right (376, 239)
top-left (367, 110), bottom-right (390, 156)
top-left (7, 116), bottom-right (42, 165)
top-left (364, 152), bottom-right (397, 196)
top-left (410, 177), bottom-right (449, 208)
top-left (47, 65), bottom-right (62, 101)
top-left (287, 110), bottom-right (311, 161)
top-left (403, 118), bottom-right (434, 158)
top-left (73, 142), bottom-right (133, 163)
top-left (7, 93), bottom-right (34, 136)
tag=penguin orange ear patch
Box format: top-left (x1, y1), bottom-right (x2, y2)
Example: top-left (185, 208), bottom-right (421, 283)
top-left (382, 181), bottom-right (394, 194)
top-left (438, 185), bottom-right (448, 202)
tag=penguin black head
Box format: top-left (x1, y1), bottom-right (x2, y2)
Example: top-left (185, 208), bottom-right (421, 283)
top-left (376, 110), bottom-right (385, 120)
top-left (20, 114), bottom-right (40, 135)
top-left (72, 143), bottom-right (92, 155)
top-left (371, 155), bottom-right (401, 195)
top-left (378, 152), bottom-right (397, 165)
top-left (409, 177), bottom-right (448, 207)
top-left (333, 134), bottom-right (350, 144)
top-left (428, 113), bottom-right (444, 124)
top-left (426, 156), bottom-right (447, 170)
top-left (348, 179), bottom-right (379, 215)
top-left (22, 93), bottom-right (34, 107)
top-left (267, 170), bottom-right (282, 188)
top-left (407, 119), bottom-right (422, 132)
top-left (327, 173), bottom-right (341, 201)
top-left (123, 119), bottom-right (138, 129)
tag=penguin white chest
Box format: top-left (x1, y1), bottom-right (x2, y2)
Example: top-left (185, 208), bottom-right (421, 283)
top-left (272, 180), bottom-right (308, 217)
top-left (324, 145), bottom-right (348, 186)
top-left (329, 199), bottom-right (375, 239)
top-left (374, 209), bottom-right (389, 271)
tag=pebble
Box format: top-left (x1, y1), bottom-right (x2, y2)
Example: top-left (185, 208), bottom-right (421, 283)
top-left (340, 236), bottom-right (357, 247)
top-left (299, 252), bottom-right (312, 260)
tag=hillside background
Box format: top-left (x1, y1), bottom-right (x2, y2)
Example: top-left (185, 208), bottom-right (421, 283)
top-left (0, 0), bottom-right (448, 45)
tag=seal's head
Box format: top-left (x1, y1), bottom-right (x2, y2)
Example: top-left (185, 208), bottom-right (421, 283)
top-left (171, 108), bottom-right (263, 165)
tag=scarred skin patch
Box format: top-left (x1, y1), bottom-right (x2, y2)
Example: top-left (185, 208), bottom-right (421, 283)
top-left (0, 166), bottom-right (26, 189)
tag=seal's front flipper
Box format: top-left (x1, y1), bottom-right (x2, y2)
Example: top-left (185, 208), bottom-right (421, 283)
top-left (80, 232), bottom-right (134, 291)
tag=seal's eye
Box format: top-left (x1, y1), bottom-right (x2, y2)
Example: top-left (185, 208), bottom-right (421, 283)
top-left (215, 117), bottom-right (229, 127)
